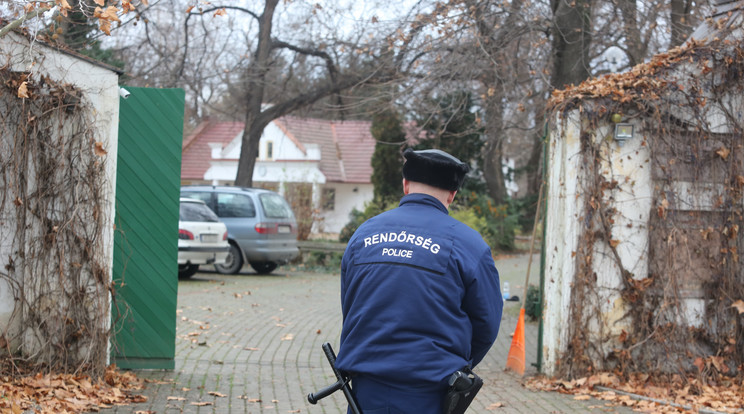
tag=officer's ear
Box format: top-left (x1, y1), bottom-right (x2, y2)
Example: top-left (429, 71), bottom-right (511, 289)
top-left (403, 179), bottom-right (410, 195)
top-left (446, 190), bottom-right (457, 205)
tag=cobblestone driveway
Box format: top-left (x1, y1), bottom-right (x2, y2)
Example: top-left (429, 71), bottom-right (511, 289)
top-left (98, 266), bottom-right (633, 414)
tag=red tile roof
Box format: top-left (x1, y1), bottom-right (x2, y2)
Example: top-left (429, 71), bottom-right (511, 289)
top-left (181, 120), bottom-right (244, 181)
top-left (332, 120), bottom-right (377, 183)
top-left (181, 116), bottom-right (375, 183)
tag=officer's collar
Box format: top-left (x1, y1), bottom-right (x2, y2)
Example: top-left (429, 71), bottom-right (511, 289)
top-left (399, 193), bottom-right (449, 214)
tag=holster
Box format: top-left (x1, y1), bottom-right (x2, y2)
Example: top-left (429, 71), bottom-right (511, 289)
top-left (442, 368), bottom-right (483, 414)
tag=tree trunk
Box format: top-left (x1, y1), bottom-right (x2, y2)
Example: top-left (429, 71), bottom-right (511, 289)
top-left (235, 0), bottom-right (279, 187)
top-left (543, 0), bottom-right (592, 199)
top-left (670, 0), bottom-right (694, 47)
top-left (471, 0), bottom-right (525, 205)
top-left (236, 119), bottom-right (271, 187)
top-left (231, 0), bottom-right (396, 187)
top-left (617, 0), bottom-right (644, 67)
top-left (551, 0), bottom-right (592, 89)
top-left (525, 131), bottom-right (545, 196)
top-left (482, 99), bottom-right (508, 205)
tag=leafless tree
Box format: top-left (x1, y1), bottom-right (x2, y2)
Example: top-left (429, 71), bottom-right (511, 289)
top-left (372, 0), bottom-right (551, 204)
top-left (108, 0), bottom-right (712, 197)
top-left (110, 0), bottom-right (432, 186)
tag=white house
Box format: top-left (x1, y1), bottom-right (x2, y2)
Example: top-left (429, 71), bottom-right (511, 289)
top-left (181, 116), bottom-right (376, 235)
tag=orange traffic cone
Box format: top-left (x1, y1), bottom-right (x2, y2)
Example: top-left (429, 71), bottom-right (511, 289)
top-left (505, 307), bottom-right (526, 375)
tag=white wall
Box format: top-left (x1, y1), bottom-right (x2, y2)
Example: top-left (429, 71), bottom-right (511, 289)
top-left (217, 122), bottom-right (314, 162)
top-left (257, 159), bottom-right (326, 184)
top-left (543, 110), bottom-right (708, 375)
top-left (0, 33), bottom-right (119, 356)
top-left (318, 183), bottom-right (374, 234)
top-left (260, 122), bottom-right (318, 161)
top-left (542, 111), bottom-right (583, 376)
top-left (0, 218), bottom-right (15, 332)
top-left (591, 122), bottom-right (654, 335)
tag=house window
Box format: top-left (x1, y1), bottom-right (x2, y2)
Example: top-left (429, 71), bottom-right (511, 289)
top-left (322, 188), bottom-right (335, 211)
top-left (266, 141), bottom-right (273, 159)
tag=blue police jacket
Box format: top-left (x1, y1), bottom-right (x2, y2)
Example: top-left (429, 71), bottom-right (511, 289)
top-left (335, 193), bottom-right (503, 392)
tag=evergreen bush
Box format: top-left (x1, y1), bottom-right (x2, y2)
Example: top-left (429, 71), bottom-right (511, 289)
top-left (338, 200), bottom-right (397, 242)
top-left (525, 284), bottom-right (541, 321)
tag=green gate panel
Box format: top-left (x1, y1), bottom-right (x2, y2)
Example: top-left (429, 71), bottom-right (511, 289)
top-left (112, 87), bottom-right (185, 369)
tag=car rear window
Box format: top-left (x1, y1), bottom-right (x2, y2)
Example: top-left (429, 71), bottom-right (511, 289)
top-left (181, 191), bottom-right (212, 205)
top-left (216, 193), bottom-right (256, 218)
top-left (180, 201), bottom-right (220, 222)
top-left (259, 193), bottom-right (293, 219)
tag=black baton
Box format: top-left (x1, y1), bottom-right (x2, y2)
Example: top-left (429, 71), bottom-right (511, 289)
top-left (307, 342), bottom-right (362, 414)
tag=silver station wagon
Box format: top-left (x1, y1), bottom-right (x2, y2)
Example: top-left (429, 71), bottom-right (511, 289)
top-left (181, 186), bottom-right (300, 275)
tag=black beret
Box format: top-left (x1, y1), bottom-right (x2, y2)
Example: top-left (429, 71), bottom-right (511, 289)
top-left (402, 148), bottom-right (470, 191)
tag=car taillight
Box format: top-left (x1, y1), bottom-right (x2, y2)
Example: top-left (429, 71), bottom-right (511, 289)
top-left (223, 231), bottom-right (228, 241)
top-left (255, 222), bottom-right (277, 234)
top-left (179, 229), bottom-right (194, 240)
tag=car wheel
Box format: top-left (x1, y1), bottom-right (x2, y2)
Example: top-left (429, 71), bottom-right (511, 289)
top-left (249, 261), bottom-right (278, 275)
top-left (178, 264), bottom-right (199, 279)
top-left (215, 243), bottom-right (243, 274)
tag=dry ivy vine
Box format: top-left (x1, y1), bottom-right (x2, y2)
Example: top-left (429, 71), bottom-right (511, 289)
top-left (549, 25), bottom-right (744, 383)
top-left (0, 68), bottom-right (112, 379)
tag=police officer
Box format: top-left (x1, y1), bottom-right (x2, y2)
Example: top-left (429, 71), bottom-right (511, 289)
top-left (335, 148), bottom-right (503, 413)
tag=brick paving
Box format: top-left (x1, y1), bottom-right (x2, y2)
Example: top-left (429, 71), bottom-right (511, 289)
top-left (98, 265), bottom-right (635, 414)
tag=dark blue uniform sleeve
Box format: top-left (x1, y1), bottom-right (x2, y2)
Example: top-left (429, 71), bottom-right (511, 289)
top-left (462, 246), bottom-right (503, 367)
top-left (340, 235), bottom-right (354, 306)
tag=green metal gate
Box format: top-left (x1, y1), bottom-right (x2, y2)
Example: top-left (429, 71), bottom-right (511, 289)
top-left (112, 87), bottom-right (185, 369)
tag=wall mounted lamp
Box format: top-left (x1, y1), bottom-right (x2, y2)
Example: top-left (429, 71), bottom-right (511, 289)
top-left (614, 123), bottom-right (634, 146)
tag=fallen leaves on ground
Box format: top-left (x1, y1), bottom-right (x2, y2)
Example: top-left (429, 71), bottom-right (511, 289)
top-left (525, 372), bottom-right (744, 413)
top-left (0, 365), bottom-right (146, 413)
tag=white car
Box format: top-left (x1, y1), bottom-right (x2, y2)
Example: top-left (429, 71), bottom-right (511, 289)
top-left (178, 198), bottom-right (230, 279)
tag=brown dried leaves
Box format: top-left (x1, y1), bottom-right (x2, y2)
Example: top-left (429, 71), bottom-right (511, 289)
top-left (0, 365), bottom-right (145, 414)
top-left (526, 372), bottom-right (744, 413)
